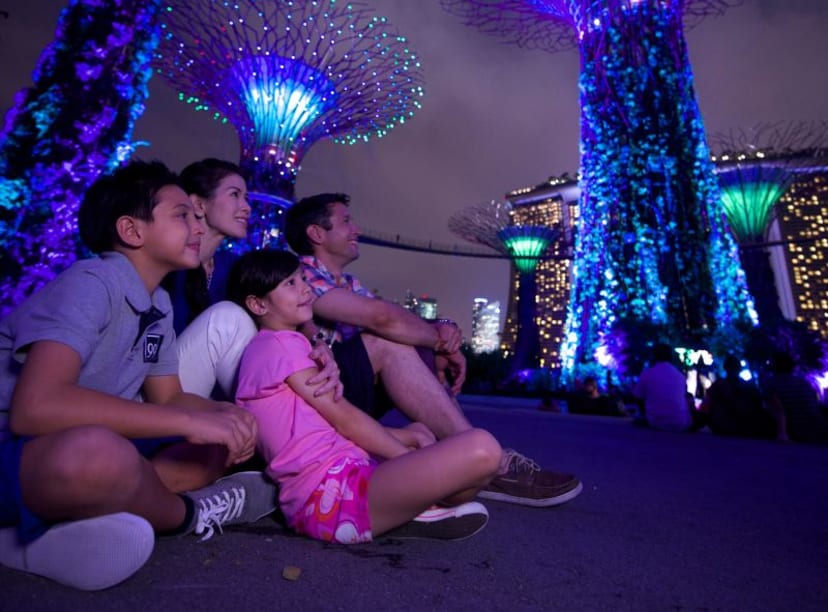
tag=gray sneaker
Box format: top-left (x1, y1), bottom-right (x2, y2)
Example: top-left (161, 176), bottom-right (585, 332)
top-left (0, 512), bottom-right (154, 591)
top-left (186, 471), bottom-right (278, 541)
top-left (382, 502), bottom-right (489, 541)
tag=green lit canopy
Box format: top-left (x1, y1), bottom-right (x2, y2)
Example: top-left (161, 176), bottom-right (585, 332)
top-left (497, 225), bottom-right (557, 273)
top-left (717, 164), bottom-right (793, 244)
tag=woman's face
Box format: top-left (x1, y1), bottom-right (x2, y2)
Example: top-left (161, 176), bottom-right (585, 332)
top-left (198, 173), bottom-right (250, 239)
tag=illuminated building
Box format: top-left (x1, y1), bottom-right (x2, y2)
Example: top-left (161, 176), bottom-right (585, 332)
top-left (774, 168), bottom-right (828, 335)
top-left (471, 298), bottom-right (502, 355)
top-left (711, 122), bottom-right (827, 324)
top-left (154, 0), bottom-right (424, 249)
top-left (443, 0), bottom-right (754, 383)
top-left (416, 296), bottom-right (439, 320)
top-left (500, 155), bottom-right (828, 369)
top-left (500, 175), bottom-right (578, 370)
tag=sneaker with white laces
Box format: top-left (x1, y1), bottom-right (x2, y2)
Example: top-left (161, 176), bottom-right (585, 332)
top-left (0, 512), bottom-right (154, 591)
top-left (382, 501), bottom-right (489, 541)
top-left (478, 449), bottom-right (583, 508)
top-left (185, 471), bottom-right (277, 541)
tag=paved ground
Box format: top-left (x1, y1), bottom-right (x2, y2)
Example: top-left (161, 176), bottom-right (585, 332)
top-left (2, 396), bottom-right (826, 611)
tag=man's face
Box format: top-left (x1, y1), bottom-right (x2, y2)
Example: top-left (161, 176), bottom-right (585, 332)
top-left (318, 202), bottom-right (360, 265)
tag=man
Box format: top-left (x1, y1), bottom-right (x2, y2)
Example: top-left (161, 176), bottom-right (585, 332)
top-left (633, 343), bottom-right (698, 432)
top-left (284, 193), bottom-right (582, 507)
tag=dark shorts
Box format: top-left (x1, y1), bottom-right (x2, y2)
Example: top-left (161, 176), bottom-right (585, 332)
top-left (0, 434), bottom-right (181, 544)
top-left (332, 333), bottom-right (436, 420)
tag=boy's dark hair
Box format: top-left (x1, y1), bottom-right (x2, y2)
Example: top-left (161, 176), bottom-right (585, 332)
top-left (227, 249), bottom-right (301, 317)
top-left (78, 160), bottom-right (183, 254)
top-left (284, 192), bottom-right (350, 255)
top-left (180, 158), bottom-right (244, 199)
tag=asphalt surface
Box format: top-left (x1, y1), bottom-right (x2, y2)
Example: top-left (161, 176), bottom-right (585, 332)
top-left (2, 396), bottom-right (826, 611)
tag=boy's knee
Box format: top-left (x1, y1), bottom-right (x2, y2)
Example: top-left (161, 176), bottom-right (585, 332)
top-left (26, 426), bottom-right (141, 488)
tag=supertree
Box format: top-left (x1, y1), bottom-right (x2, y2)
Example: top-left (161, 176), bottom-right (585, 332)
top-left (442, 0), bottom-right (756, 382)
top-left (449, 201), bottom-right (557, 373)
top-left (0, 0), bottom-right (164, 316)
top-left (712, 121), bottom-right (828, 323)
top-left (154, 0), bottom-right (424, 249)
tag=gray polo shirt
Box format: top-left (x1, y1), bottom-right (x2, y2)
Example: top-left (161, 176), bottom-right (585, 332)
top-left (0, 252), bottom-right (178, 440)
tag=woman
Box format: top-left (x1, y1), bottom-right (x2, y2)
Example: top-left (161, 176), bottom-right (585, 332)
top-left (166, 158), bottom-right (251, 334)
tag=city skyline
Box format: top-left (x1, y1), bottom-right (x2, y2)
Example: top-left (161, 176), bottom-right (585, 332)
top-left (2, 1), bottom-right (827, 334)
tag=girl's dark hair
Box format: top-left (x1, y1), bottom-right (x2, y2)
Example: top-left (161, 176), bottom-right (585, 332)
top-left (180, 158), bottom-right (244, 199)
top-left (227, 249), bottom-right (300, 316)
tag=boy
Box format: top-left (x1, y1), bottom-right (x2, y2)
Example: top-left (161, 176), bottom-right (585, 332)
top-left (0, 161), bottom-right (276, 591)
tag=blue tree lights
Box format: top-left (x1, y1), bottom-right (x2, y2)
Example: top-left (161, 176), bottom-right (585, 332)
top-left (154, 0), bottom-right (425, 248)
top-left (0, 0), bottom-right (164, 316)
top-left (443, 0), bottom-right (756, 381)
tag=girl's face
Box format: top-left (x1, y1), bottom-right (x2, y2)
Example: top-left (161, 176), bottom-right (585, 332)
top-left (255, 268), bottom-right (315, 331)
top-left (196, 173), bottom-right (250, 239)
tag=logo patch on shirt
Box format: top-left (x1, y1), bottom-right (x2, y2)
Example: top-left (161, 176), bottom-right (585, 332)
top-left (144, 333), bottom-right (163, 363)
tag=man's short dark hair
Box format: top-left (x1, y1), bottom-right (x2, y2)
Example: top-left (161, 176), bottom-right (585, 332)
top-left (78, 160), bottom-right (183, 254)
top-left (284, 192), bottom-right (350, 255)
top-left (227, 249), bottom-right (301, 317)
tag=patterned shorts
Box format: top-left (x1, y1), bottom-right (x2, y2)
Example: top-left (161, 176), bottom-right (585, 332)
top-left (292, 457), bottom-right (376, 544)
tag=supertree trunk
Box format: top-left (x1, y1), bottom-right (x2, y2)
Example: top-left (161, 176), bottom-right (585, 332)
top-left (739, 247), bottom-right (782, 322)
top-left (513, 271), bottom-right (541, 372)
top-left (0, 0), bottom-right (163, 316)
top-left (560, 2), bottom-right (754, 377)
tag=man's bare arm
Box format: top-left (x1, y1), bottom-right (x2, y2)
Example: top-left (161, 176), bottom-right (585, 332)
top-left (314, 288), bottom-right (459, 350)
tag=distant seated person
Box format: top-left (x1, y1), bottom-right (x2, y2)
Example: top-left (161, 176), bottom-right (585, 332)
top-left (761, 351), bottom-right (828, 444)
top-left (702, 355), bottom-right (776, 440)
top-left (632, 343), bottom-right (703, 432)
top-left (567, 376), bottom-right (618, 416)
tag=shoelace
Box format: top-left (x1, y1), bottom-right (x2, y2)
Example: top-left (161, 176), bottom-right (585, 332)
top-left (194, 487), bottom-right (247, 541)
top-left (504, 449), bottom-right (541, 475)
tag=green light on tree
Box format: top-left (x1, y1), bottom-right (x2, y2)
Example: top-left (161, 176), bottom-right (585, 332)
top-left (497, 227), bottom-right (555, 273)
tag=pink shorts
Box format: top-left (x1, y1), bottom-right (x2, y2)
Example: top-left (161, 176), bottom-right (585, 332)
top-left (292, 457), bottom-right (376, 544)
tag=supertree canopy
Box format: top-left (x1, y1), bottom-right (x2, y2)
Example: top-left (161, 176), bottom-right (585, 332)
top-left (442, 0), bottom-right (755, 382)
top-left (712, 121), bottom-right (828, 322)
top-left (0, 0), bottom-right (164, 316)
top-left (154, 0), bottom-right (424, 249)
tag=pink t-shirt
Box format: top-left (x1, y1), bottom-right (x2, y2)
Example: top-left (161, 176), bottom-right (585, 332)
top-left (235, 329), bottom-right (369, 522)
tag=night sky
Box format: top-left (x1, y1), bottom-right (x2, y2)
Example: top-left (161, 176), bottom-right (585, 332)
top-left (1, 0), bottom-right (827, 334)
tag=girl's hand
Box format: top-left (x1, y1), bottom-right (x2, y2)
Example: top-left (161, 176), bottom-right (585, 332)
top-left (386, 422), bottom-right (437, 449)
top-left (404, 422), bottom-right (437, 448)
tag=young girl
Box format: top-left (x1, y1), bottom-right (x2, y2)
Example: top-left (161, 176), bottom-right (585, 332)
top-left (228, 249), bottom-right (501, 543)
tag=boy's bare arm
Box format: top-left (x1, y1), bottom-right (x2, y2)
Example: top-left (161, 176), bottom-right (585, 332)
top-left (286, 366), bottom-right (409, 460)
top-left (143, 375), bottom-right (257, 464)
top-left (11, 341), bottom-right (255, 464)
